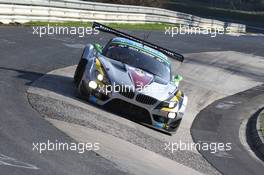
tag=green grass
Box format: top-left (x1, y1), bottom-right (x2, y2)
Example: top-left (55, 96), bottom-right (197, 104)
top-left (24, 21), bottom-right (92, 27)
top-left (24, 21), bottom-right (177, 30)
top-left (107, 23), bottom-right (177, 30)
top-left (261, 112), bottom-right (264, 136)
top-left (23, 20), bottom-right (247, 35)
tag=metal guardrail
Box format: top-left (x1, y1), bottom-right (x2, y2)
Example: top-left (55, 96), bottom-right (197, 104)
top-left (0, 0), bottom-right (246, 33)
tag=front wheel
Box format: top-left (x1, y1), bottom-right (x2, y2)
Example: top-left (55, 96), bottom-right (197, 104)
top-left (74, 59), bottom-right (87, 86)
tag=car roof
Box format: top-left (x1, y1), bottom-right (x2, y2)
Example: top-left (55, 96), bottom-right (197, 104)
top-left (111, 37), bottom-right (170, 65)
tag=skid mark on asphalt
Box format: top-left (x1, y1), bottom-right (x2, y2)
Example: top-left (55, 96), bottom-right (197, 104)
top-left (0, 39), bottom-right (16, 45)
top-left (63, 43), bottom-right (85, 49)
top-left (0, 154), bottom-right (39, 170)
top-left (215, 101), bottom-right (242, 110)
top-left (214, 151), bottom-right (233, 159)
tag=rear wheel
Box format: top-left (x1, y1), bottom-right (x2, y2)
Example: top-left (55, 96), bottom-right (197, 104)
top-left (74, 59), bottom-right (87, 86)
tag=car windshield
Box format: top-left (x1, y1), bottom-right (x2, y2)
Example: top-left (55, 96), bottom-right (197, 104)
top-left (104, 44), bottom-right (171, 81)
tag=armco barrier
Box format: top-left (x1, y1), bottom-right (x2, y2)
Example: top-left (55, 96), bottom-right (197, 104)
top-left (0, 0), bottom-right (245, 33)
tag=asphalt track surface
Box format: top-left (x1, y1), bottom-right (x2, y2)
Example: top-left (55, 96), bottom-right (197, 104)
top-left (191, 84), bottom-right (264, 175)
top-left (0, 27), bottom-right (127, 175)
top-left (0, 26), bottom-right (264, 175)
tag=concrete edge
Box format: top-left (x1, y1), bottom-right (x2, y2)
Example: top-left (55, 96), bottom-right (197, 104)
top-left (25, 65), bottom-right (221, 175)
top-left (256, 109), bottom-right (264, 143)
top-left (47, 118), bottom-right (204, 175)
top-left (247, 107), bottom-right (264, 161)
top-left (26, 81), bottom-right (213, 173)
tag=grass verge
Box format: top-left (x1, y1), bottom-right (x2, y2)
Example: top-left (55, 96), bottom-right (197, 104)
top-left (24, 21), bottom-right (177, 30)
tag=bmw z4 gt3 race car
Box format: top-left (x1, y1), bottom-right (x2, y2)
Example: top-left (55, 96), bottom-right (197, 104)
top-left (74, 22), bottom-right (188, 133)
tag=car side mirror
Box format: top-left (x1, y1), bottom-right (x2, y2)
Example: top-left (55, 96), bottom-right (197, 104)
top-left (94, 43), bottom-right (103, 53)
top-left (172, 74), bottom-right (183, 86)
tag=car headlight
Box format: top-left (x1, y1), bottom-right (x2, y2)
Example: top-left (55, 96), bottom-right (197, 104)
top-left (169, 101), bottom-right (176, 108)
top-left (158, 90), bottom-right (183, 111)
top-left (159, 101), bottom-right (177, 109)
top-left (97, 73), bottom-right (104, 81)
top-left (168, 112), bottom-right (176, 119)
top-left (88, 81), bottom-right (98, 89)
top-left (95, 58), bottom-right (110, 84)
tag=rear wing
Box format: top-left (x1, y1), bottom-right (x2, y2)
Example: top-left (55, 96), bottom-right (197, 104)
top-left (92, 22), bottom-right (184, 62)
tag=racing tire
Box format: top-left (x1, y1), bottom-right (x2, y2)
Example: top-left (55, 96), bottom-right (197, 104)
top-left (74, 58), bottom-right (87, 86)
top-left (77, 80), bottom-right (91, 100)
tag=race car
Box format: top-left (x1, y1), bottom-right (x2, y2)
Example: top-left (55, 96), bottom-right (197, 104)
top-left (74, 22), bottom-right (188, 133)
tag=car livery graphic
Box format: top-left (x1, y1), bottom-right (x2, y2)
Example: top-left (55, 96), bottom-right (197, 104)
top-left (74, 22), bottom-right (188, 134)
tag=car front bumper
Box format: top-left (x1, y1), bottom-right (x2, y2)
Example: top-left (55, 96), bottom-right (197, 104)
top-left (79, 79), bottom-right (187, 133)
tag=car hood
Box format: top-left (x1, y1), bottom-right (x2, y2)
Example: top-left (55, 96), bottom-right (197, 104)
top-left (99, 56), bottom-right (177, 101)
